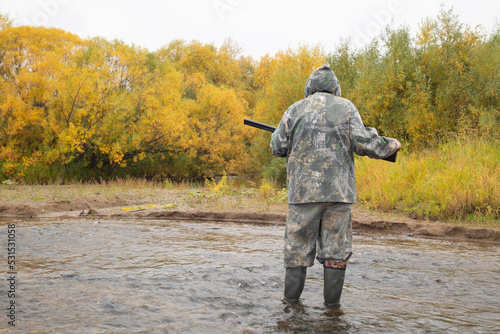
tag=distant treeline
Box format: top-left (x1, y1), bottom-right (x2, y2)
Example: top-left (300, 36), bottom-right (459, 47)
top-left (0, 8), bottom-right (498, 182)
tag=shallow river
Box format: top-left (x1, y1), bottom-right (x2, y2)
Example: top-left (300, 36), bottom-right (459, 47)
top-left (1, 218), bottom-right (499, 333)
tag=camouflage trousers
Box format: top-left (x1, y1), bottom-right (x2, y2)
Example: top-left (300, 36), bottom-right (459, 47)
top-left (284, 202), bottom-right (353, 268)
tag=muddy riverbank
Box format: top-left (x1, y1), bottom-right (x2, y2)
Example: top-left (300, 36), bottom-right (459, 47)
top-left (1, 204), bottom-right (499, 244)
top-left (0, 184), bottom-right (498, 244)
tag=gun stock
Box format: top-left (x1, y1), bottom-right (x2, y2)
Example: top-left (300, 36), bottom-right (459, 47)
top-left (383, 151), bottom-right (397, 163)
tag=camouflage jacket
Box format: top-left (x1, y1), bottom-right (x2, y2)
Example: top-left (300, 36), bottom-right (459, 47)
top-left (270, 65), bottom-right (399, 204)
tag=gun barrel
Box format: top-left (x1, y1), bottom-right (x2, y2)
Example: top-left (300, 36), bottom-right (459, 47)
top-left (243, 118), bottom-right (276, 133)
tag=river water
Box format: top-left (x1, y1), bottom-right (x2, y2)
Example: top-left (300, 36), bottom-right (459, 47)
top-left (1, 218), bottom-right (499, 333)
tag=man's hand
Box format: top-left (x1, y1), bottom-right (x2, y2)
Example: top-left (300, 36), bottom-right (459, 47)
top-left (394, 140), bottom-right (402, 151)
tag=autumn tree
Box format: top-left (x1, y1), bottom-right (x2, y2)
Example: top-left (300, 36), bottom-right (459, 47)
top-left (327, 7), bottom-right (499, 149)
top-left (1, 29), bottom-right (256, 181)
top-left (0, 26), bottom-right (83, 178)
top-left (1, 8), bottom-right (498, 183)
top-left (156, 39), bottom-right (255, 178)
top-left (416, 8), bottom-right (499, 139)
top-left (0, 26), bottom-right (190, 181)
top-left (0, 13), bottom-right (13, 30)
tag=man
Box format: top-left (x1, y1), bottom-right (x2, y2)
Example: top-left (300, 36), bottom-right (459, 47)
top-left (270, 64), bottom-right (401, 307)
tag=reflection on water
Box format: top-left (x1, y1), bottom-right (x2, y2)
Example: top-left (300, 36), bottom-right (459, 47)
top-left (1, 218), bottom-right (499, 333)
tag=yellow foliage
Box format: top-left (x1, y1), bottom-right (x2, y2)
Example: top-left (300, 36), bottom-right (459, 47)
top-left (183, 81), bottom-right (251, 176)
top-left (206, 172), bottom-right (232, 195)
top-left (258, 180), bottom-right (275, 199)
top-left (1, 9), bottom-right (498, 187)
top-left (0, 13), bottom-right (13, 30)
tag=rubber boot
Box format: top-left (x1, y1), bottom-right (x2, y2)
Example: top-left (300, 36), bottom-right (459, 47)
top-left (284, 267), bottom-right (307, 302)
top-left (323, 267), bottom-right (346, 308)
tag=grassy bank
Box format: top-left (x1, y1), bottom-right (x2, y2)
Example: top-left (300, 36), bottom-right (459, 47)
top-left (355, 136), bottom-right (499, 227)
top-left (1, 136), bottom-right (498, 228)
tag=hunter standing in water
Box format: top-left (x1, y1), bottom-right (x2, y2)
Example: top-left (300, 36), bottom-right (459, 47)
top-left (270, 64), bottom-right (401, 307)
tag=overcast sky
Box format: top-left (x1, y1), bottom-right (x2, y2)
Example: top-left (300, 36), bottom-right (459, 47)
top-left (1, 0), bottom-right (498, 59)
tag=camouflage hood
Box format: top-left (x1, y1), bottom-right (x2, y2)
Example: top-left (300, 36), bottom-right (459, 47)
top-left (304, 64), bottom-right (341, 98)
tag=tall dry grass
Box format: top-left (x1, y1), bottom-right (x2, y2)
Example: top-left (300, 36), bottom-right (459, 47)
top-left (355, 136), bottom-right (499, 225)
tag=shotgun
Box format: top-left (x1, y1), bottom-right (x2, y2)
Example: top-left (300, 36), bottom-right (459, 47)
top-left (243, 118), bottom-right (276, 133)
top-left (243, 118), bottom-right (397, 163)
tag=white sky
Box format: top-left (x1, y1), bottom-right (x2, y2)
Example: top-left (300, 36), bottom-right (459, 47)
top-left (1, 0), bottom-right (498, 59)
